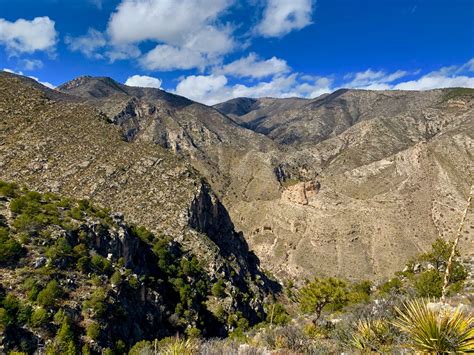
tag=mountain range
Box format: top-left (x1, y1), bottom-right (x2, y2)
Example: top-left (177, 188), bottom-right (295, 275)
top-left (1, 71), bottom-right (473, 284)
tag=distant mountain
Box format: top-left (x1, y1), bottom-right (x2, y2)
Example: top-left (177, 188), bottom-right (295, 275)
top-left (1, 70), bottom-right (473, 284)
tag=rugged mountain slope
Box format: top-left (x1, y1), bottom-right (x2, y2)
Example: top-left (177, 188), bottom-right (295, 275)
top-left (57, 76), bottom-right (276, 196)
top-left (0, 183), bottom-right (266, 352)
top-left (58, 75), bottom-right (474, 281)
top-left (216, 90), bottom-right (474, 280)
top-left (2, 71), bottom-right (472, 284)
top-left (0, 72), bottom-right (277, 332)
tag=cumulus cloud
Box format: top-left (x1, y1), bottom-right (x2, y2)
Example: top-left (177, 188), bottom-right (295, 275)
top-left (214, 53), bottom-right (290, 78)
top-left (107, 0), bottom-right (235, 70)
top-left (125, 75), bottom-right (162, 88)
top-left (174, 73), bottom-right (331, 105)
top-left (65, 28), bottom-right (107, 59)
top-left (140, 45), bottom-right (207, 71)
top-left (3, 68), bottom-right (55, 89)
top-left (105, 44), bottom-right (141, 62)
top-left (108, 0), bottom-right (232, 45)
top-left (0, 17), bottom-right (58, 55)
top-left (256, 0), bottom-right (314, 37)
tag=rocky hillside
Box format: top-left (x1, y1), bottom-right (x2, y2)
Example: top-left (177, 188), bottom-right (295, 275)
top-left (2, 71), bottom-right (473, 285)
top-left (216, 90), bottom-right (474, 281)
top-left (0, 182), bottom-right (277, 353)
top-left (0, 72), bottom-right (278, 337)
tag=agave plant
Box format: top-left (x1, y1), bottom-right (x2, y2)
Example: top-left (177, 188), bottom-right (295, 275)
top-left (393, 298), bottom-right (474, 353)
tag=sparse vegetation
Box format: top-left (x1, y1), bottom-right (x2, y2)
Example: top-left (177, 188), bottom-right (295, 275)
top-left (393, 299), bottom-right (474, 352)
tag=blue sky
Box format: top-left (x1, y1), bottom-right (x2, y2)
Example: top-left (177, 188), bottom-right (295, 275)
top-left (0, 0), bottom-right (473, 104)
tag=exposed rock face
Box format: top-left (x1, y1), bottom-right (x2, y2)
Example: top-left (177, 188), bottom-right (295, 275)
top-left (2, 70), bottom-right (473, 284)
top-left (281, 181), bottom-right (320, 205)
top-left (0, 72), bottom-right (274, 327)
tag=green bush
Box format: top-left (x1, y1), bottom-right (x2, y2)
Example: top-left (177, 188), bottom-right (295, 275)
top-left (298, 278), bottom-right (348, 321)
top-left (0, 227), bottom-right (23, 265)
top-left (36, 280), bottom-right (61, 309)
top-left (30, 307), bottom-right (49, 328)
top-left (413, 270), bottom-right (443, 297)
top-left (211, 279), bottom-right (226, 298)
top-left (86, 321), bottom-right (101, 340)
top-left (82, 288), bottom-right (108, 319)
top-left (110, 271), bottom-right (122, 286)
top-left (90, 254), bottom-right (112, 275)
top-left (0, 181), bottom-right (18, 197)
top-left (266, 302), bottom-right (291, 326)
top-left (379, 277), bottom-right (403, 295)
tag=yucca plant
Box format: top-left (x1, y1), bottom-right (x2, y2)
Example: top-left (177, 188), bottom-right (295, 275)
top-left (393, 298), bottom-right (474, 353)
top-left (351, 318), bottom-right (393, 352)
top-left (161, 338), bottom-right (199, 355)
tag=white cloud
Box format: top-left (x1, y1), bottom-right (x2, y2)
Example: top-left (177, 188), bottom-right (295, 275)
top-left (140, 45), bottom-right (207, 71)
top-left (174, 73), bottom-right (331, 105)
top-left (0, 17), bottom-right (58, 55)
top-left (3, 68), bottom-right (55, 89)
top-left (107, 0), bottom-right (236, 70)
top-left (125, 75), bottom-right (162, 88)
top-left (21, 59), bottom-right (43, 71)
top-left (344, 69), bottom-right (409, 89)
top-left (175, 75), bottom-right (229, 104)
top-left (65, 28), bottom-right (106, 59)
top-left (105, 44), bottom-right (142, 62)
top-left (215, 53), bottom-right (290, 78)
top-left (344, 60), bottom-right (474, 91)
top-left (256, 0), bottom-right (314, 37)
top-left (393, 74), bottom-right (474, 91)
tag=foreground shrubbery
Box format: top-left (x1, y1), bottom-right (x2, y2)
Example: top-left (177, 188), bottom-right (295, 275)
top-left (0, 181), bottom-right (262, 353)
top-left (0, 180), bottom-right (471, 354)
top-left (394, 299), bottom-right (474, 353)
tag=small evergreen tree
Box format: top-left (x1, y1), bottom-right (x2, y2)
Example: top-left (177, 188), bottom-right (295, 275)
top-left (298, 277), bottom-right (348, 321)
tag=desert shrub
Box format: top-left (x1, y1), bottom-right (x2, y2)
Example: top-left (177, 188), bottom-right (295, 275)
top-left (110, 270), bottom-right (122, 286)
top-left (0, 180), bottom-right (18, 197)
top-left (158, 337), bottom-right (199, 355)
top-left (82, 288), bottom-right (108, 319)
top-left (76, 256), bottom-right (91, 273)
top-left (30, 307), bottom-right (49, 328)
top-left (90, 254), bottom-right (112, 275)
top-left (407, 238), bottom-right (467, 297)
top-left (266, 302), bottom-right (291, 326)
top-left (132, 225), bottom-right (154, 243)
top-left (211, 278), bottom-right (226, 298)
top-left (36, 280), bottom-right (61, 308)
top-left (186, 327), bottom-right (201, 338)
top-left (46, 237), bottom-right (74, 267)
top-left (129, 340), bottom-right (153, 355)
top-left (86, 321), bottom-right (101, 340)
top-left (298, 277), bottom-right (348, 321)
top-left (351, 319), bottom-right (394, 352)
top-left (413, 269), bottom-right (443, 297)
top-left (0, 227), bottom-right (23, 265)
top-left (0, 308), bottom-right (9, 331)
top-left (347, 280), bottom-right (372, 304)
top-left (46, 318), bottom-right (77, 354)
top-left (393, 299), bottom-right (474, 352)
top-left (379, 277), bottom-right (403, 295)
